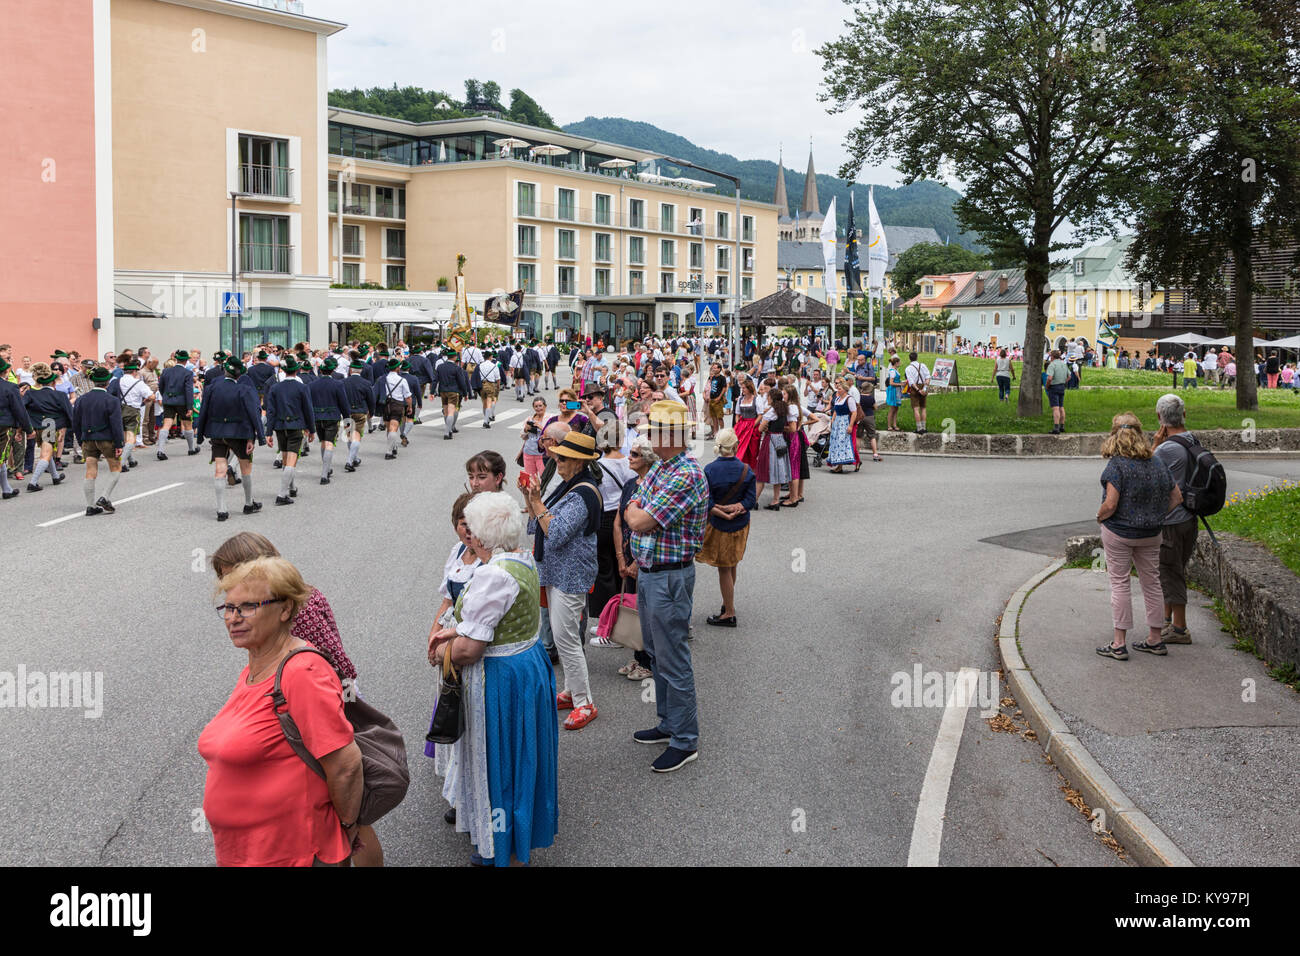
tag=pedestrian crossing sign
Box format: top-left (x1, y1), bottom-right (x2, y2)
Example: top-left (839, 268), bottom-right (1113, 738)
top-left (222, 292), bottom-right (244, 316)
top-left (694, 301), bottom-right (720, 327)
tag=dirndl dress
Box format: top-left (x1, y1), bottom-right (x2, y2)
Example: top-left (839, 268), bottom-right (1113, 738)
top-left (827, 398), bottom-right (855, 467)
top-left (734, 401), bottom-right (761, 471)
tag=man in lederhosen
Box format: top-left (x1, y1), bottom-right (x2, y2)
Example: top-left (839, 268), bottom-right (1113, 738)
top-left (0, 355), bottom-right (35, 500)
top-left (374, 357), bottom-right (412, 459)
top-left (477, 349), bottom-right (502, 428)
top-left (71, 365), bottom-right (125, 515)
top-left (433, 348), bottom-right (468, 441)
top-left (399, 359), bottom-right (422, 446)
top-left (341, 359), bottom-right (374, 472)
top-left (308, 356), bottom-right (348, 484)
top-left (264, 355), bottom-right (315, 505)
top-left (157, 350), bottom-right (199, 460)
top-left (195, 356), bottom-right (266, 521)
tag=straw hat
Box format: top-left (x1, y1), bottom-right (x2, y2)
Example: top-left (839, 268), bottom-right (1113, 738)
top-left (548, 430), bottom-right (602, 461)
top-left (646, 400), bottom-right (694, 427)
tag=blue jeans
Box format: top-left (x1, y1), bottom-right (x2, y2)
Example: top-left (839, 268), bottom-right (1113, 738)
top-left (996, 375), bottom-right (1011, 401)
top-left (637, 564), bottom-right (698, 751)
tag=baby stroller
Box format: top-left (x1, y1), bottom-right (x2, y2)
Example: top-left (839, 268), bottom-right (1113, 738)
top-left (805, 413), bottom-right (831, 467)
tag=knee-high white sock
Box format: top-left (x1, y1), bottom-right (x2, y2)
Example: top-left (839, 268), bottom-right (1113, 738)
top-left (444, 414), bottom-right (454, 437)
top-left (348, 440), bottom-right (360, 464)
top-left (184, 429), bottom-right (196, 452)
top-left (30, 459), bottom-right (49, 485)
top-left (279, 465), bottom-right (294, 497)
top-left (214, 477), bottom-right (227, 512)
top-left (322, 448), bottom-right (334, 477)
top-left (49, 457), bottom-right (61, 478)
top-left (158, 432), bottom-right (167, 454)
top-left (83, 478), bottom-right (97, 506)
top-left (0, 465), bottom-right (12, 494)
top-left (104, 471), bottom-right (121, 500)
top-left (242, 473), bottom-right (254, 506)
top-left (388, 430), bottom-right (400, 452)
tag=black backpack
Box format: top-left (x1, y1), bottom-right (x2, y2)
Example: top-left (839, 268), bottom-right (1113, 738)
top-left (1169, 434), bottom-right (1226, 518)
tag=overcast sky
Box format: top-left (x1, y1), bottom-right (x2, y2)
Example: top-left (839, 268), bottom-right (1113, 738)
top-left (308, 0), bottom-right (908, 189)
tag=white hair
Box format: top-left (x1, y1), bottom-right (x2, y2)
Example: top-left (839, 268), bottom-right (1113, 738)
top-left (1156, 393), bottom-right (1186, 428)
top-left (464, 491), bottom-right (525, 553)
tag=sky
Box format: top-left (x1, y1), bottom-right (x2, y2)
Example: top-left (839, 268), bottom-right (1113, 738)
top-left (307, 0), bottom-right (909, 189)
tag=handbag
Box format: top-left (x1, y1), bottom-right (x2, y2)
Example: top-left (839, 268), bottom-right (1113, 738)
top-left (273, 647), bottom-right (411, 826)
top-left (770, 433), bottom-right (789, 458)
top-left (609, 578), bottom-right (643, 651)
top-left (425, 643), bottom-right (465, 746)
top-left (515, 449), bottom-right (525, 467)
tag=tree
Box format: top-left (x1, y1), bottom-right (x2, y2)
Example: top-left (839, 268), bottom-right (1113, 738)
top-left (819, 0), bottom-right (1146, 417)
top-left (1122, 0), bottom-right (1300, 411)
top-left (480, 80), bottom-right (502, 108)
top-left (463, 79), bottom-right (481, 104)
top-left (890, 241), bottom-right (991, 300)
top-left (507, 89), bottom-right (560, 131)
top-left (348, 322), bottom-right (386, 348)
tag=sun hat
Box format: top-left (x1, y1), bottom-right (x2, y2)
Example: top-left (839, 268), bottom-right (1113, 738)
top-left (548, 430), bottom-right (602, 461)
top-left (646, 399), bottom-right (694, 428)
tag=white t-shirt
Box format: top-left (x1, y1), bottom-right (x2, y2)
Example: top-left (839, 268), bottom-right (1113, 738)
top-left (595, 456), bottom-right (635, 511)
top-left (905, 361), bottom-right (930, 388)
top-left (1202, 351), bottom-right (1218, 370)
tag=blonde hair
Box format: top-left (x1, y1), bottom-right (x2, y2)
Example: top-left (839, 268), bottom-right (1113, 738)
top-left (1100, 412), bottom-right (1152, 460)
top-left (558, 387), bottom-right (578, 403)
top-left (214, 556), bottom-right (311, 622)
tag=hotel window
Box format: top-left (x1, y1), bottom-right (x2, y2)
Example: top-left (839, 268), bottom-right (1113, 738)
top-left (716, 211), bottom-right (730, 239)
top-left (221, 307), bottom-right (307, 357)
top-left (660, 203), bottom-right (675, 233)
top-left (558, 229), bottom-right (576, 260)
top-left (558, 266), bottom-right (576, 295)
top-left (660, 240), bottom-right (676, 267)
top-left (717, 275), bottom-right (730, 295)
top-left (384, 228), bottom-right (405, 259)
top-left (595, 233), bottom-right (612, 262)
top-left (1074, 259), bottom-right (1085, 276)
top-left (558, 188), bottom-right (576, 222)
top-left (340, 224), bottom-right (362, 257)
top-left (628, 270), bottom-right (644, 295)
top-left (386, 265), bottom-right (406, 290)
top-left (517, 263), bottom-right (537, 294)
top-left (239, 134), bottom-right (291, 198)
top-left (742, 215), bottom-right (755, 242)
top-left (374, 185), bottom-right (405, 219)
top-left (594, 268), bottom-right (610, 295)
top-left (629, 236), bottom-right (645, 265)
top-left (660, 272), bottom-right (675, 294)
top-left (1058, 295), bottom-right (1068, 316)
top-left (340, 262), bottom-right (360, 285)
top-left (689, 242), bottom-right (703, 269)
top-left (688, 207), bottom-right (704, 236)
top-left (517, 225), bottom-right (537, 257)
top-left (663, 313), bottom-right (678, 335)
top-left (328, 179), bottom-right (338, 213)
top-left (240, 214), bottom-right (291, 273)
top-left (595, 194), bottom-right (611, 226)
top-left (717, 247), bottom-right (730, 271)
top-left (742, 249), bottom-right (754, 271)
top-left (344, 182), bottom-right (370, 215)
top-left (1077, 296), bottom-right (1088, 316)
top-left (628, 198), bottom-right (645, 229)
top-left (742, 277), bottom-right (753, 301)
top-left (517, 182), bottom-right (537, 217)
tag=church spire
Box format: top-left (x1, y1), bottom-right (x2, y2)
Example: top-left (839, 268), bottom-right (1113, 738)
top-left (773, 147), bottom-right (789, 217)
top-left (801, 144), bottom-right (820, 215)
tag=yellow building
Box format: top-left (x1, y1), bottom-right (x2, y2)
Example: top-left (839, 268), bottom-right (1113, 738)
top-left (1044, 236), bottom-right (1165, 350)
top-left (325, 109), bottom-right (778, 342)
top-left (111, 0), bottom-right (343, 356)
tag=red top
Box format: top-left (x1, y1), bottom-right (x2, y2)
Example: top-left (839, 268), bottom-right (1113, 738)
top-left (198, 650), bottom-right (354, 866)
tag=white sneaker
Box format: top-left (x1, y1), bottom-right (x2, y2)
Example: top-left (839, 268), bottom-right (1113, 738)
top-left (589, 635), bottom-right (618, 648)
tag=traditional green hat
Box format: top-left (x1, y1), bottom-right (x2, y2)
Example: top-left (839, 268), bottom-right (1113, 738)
top-left (0, 357), bottom-right (10, 374)
top-left (89, 366), bottom-right (112, 384)
top-left (36, 371), bottom-right (58, 385)
top-left (124, 358), bottom-right (141, 371)
top-left (399, 359), bottom-right (411, 372)
top-left (256, 350), bottom-right (269, 361)
top-left (444, 348), bottom-right (458, 359)
top-left (386, 358), bottom-right (400, 372)
top-left (213, 350), bottom-right (227, 363)
top-left (349, 360), bottom-right (366, 371)
top-left (322, 357), bottom-right (338, 372)
top-left (358, 344), bottom-right (370, 356)
top-left (280, 356), bottom-right (301, 374)
top-left (175, 350), bottom-right (190, 361)
top-left (225, 357), bottom-right (247, 377)
top-left (51, 350), bottom-right (69, 360)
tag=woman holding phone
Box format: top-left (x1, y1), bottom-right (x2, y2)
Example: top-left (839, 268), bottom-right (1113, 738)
top-left (520, 396), bottom-right (548, 478)
top-left (543, 388), bottom-right (589, 435)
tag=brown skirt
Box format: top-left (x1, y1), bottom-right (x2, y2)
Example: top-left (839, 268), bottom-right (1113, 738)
top-left (695, 523), bottom-right (749, 568)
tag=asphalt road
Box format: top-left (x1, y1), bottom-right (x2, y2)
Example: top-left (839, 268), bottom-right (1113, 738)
top-left (1, 372), bottom-right (1295, 866)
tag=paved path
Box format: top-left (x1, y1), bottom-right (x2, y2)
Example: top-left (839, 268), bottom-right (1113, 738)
top-left (2, 371), bottom-right (1293, 866)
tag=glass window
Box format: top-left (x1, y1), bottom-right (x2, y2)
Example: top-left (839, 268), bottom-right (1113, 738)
top-left (660, 240), bottom-right (675, 266)
top-left (517, 225), bottom-right (537, 256)
top-left (222, 308), bottom-right (307, 356)
top-left (688, 207), bottom-right (704, 236)
top-left (716, 246), bottom-right (730, 271)
top-left (341, 262), bottom-right (360, 285)
top-left (689, 242), bottom-right (703, 268)
top-left (558, 188), bottom-right (576, 221)
top-left (386, 265), bottom-right (406, 289)
top-left (628, 270), bottom-right (644, 295)
top-left (1009, 312), bottom-right (1016, 325)
top-left (594, 268), bottom-right (610, 295)
top-left (341, 224), bottom-right (361, 256)
top-left (595, 194), bottom-right (611, 225)
top-left (1077, 296), bottom-right (1088, 315)
top-left (595, 233), bottom-right (611, 262)
top-left (558, 266), bottom-right (576, 295)
top-left (660, 203), bottom-right (675, 233)
top-left (717, 275), bottom-right (729, 295)
top-left (385, 229), bottom-right (405, 259)
top-left (558, 229), bottom-right (576, 260)
top-left (742, 215), bottom-right (755, 242)
top-left (240, 214), bottom-right (291, 273)
top-left (517, 182), bottom-right (537, 217)
top-left (628, 199), bottom-right (645, 229)
top-left (716, 211), bottom-right (730, 238)
top-left (660, 272), bottom-right (675, 294)
top-left (1058, 295), bottom-right (1068, 316)
top-left (518, 263), bottom-right (537, 294)
top-left (742, 277), bottom-right (753, 301)
top-left (594, 311), bottom-right (617, 341)
top-left (629, 236), bottom-right (644, 265)
top-left (239, 134), bottom-right (290, 197)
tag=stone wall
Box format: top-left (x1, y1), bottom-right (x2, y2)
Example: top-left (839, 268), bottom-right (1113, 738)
top-left (875, 427), bottom-right (1300, 457)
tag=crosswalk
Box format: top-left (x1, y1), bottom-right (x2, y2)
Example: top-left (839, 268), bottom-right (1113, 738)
top-left (416, 405), bottom-right (527, 428)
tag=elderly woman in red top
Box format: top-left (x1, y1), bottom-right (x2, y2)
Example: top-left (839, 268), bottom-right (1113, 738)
top-left (200, 552), bottom-right (363, 866)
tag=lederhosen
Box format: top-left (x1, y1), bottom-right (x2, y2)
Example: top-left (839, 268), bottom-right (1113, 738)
top-left (313, 404), bottom-right (341, 444)
top-left (118, 378), bottom-right (143, 433)
top-left (381, 376), bottom-right (406, 423)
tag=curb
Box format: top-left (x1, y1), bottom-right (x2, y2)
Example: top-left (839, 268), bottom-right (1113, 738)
top-left (997, 559), bottom-right (1196, 867)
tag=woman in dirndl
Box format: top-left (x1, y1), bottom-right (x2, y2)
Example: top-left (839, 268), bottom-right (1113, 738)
top-left (755, 386), bottom-right (792, 511)
top-left (425, 491), bottom-right (483, 765)
top-left (826, 377), bottom-right (857, 474)
top-left (428, 491), bottom-right (558, 867)
top-left (733, 376), bottom-right (761, 470)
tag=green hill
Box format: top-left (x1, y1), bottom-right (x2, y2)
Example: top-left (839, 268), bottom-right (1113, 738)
top-left (562, 117), bottom-right (981, 250)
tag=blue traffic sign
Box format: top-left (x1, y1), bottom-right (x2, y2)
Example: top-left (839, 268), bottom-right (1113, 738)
top-left (222, 292), bottom-right (245, 316)
top-left (694, 301), bottom-right (721, 327)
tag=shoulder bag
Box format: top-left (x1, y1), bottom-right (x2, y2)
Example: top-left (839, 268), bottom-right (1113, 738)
top-left (425, 642), bottom-right (465, 745)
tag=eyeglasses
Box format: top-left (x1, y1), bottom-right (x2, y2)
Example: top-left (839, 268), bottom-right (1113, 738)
top-left (215, 598), bottom-right (283, 620)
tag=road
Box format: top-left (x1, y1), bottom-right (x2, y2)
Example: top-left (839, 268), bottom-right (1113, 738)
top-left (2, 370), bottom-right (1295, 866)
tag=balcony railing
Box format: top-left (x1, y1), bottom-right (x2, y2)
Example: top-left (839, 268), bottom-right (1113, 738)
top-left (240, 163), bottom-right (293, 199)
top-left (375, 201), bottom-right (404, 219)
top-left (342, 239), bottom-right (362, 256)
top-left (517, 241), bottom-right (537, 257)
top-left (385, 243), bottom-right (405, 259)
top-left (240, 242), bottom-right (293, 274)
top-left (333, 199), bottom-right (404, 219)
top-left (513, 201), bottom-right (746, 240)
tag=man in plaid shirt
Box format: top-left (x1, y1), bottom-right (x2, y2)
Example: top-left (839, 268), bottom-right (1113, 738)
top-left (624, 400), bottom-right (709, 772)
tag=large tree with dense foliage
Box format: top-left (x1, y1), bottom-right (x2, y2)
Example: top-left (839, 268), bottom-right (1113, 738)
top-left (1122, 0), bottom-right (1300, 411)
top-left (819, 0), bottom-right (1148, 416)
top-left (889, 241), bottom-right (992, 300)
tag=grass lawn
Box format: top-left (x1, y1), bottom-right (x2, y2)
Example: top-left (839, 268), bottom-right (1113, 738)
top-left (911, 352), bottom-right (1192, 388)
top-left (887, 384), bottom-right (1300, 434)
top-left (1211, 484), bottom-right (1300, 576)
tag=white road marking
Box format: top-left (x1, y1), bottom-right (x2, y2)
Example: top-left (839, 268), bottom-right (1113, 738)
top-left (38, 482), bottom-right (185, 528)
top-left (907, 666), bottom-right (978, 867)
top-left (417, 406), bottom-right (483, 427)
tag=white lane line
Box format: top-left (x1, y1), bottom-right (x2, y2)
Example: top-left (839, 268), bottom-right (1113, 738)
top-left (38, 482), bottom-right (185, 528)
top-left (907, 666), bottom-right (978, 867)
top-left (417, 407), bottom-right (483, 427)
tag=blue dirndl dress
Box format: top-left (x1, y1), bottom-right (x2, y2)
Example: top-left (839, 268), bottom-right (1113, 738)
top-left (827, 397), bottom-right (855, 467)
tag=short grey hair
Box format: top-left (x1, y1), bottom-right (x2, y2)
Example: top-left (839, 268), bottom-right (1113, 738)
top-left (464, 491), bottom-right (525, 553)
top-left (629, 434), bottom-right (657, 464)
top-left (1156, 393), bottom-right (1185, 428)
top-left (543, 421), bottom-right (570, 442)
top-left (595, 417), bottom-right (624, 451)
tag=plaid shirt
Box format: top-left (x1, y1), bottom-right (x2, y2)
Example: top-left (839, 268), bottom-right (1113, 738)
top-left (630, 450), bottom-right (709, 568)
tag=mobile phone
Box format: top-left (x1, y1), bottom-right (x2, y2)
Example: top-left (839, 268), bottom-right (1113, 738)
top-left (565, 400), bottom-right (581, 410)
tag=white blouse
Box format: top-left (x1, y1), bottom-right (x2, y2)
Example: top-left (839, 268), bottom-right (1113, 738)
top-left (439, 541), bottom-right (482, 600)
top-left (455, 561), bottom-right (523, 643)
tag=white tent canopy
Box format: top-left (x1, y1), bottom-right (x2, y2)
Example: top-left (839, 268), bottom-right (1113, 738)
top-left (1268, 335), bottom-right (1300, 349)
top-left (328, 307), bottom-right (368, 321)
top-left (1205, 335), bottom-right (1275, 347)
top-left (1153, 332), bottom-right (1217, 345)
top-left (365, 306), bottom-right (430, 323)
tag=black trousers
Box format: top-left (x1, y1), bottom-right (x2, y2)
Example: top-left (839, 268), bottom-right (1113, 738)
top-left (589, 509), bottom-right (621, 618)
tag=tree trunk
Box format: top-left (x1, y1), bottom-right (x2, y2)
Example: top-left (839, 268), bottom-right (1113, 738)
top-left (1017, 247), bottom-right (1051, 417)
top-left (1232, 240), bottom-right (1258, 412)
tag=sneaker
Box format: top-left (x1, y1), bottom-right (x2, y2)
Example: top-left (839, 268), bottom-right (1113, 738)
top-left (563, 703), bottom-right (597, 730)
top-left (589, 635), bottom-right (618, 647)
top-left (344, 462), bottom-right (356, 473)
top-left (243, 502), bottom-right (263, 514)
top-left (1096, 643), bottom-right (1128, 660)
top-left (1162, 624), bottom-right (1192, 644)
top-left (651, 746), bottom-right (698, 773)
top-left (84, 506), bottom-right (103, 516)
top-left (556, 690), bottom-right (574, 711)
top-left (1133, 640), bottom-right (1167, 656)
top-left (617, 660), bottom-right (638, 676)
top-left (96, 497), bottom-right (115, 514)
top-left (633, 727), bottom-right (671, 745)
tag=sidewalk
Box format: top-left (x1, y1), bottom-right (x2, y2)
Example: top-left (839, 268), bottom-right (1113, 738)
top-left (1015, 567), bottom-right (1300, 865)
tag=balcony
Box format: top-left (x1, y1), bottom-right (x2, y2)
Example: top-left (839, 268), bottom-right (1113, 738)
top-left (385, 242), bottom-right (405, 260)
top-left (342, 238), bottom-right (362, 256)
top-left (240, 163), bottom-right (293, 199)
top-left (510, 203), bottom-right (754, 241)
top-left (517, 241), bottom-right (538, 257)
top-left (240, 243), bottom-right (293, 274)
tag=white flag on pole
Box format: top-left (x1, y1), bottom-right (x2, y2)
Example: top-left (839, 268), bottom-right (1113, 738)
top-left (820, 196), bottom-right (838, 298)
top-left (867, 186), bottom-right (888, 296)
